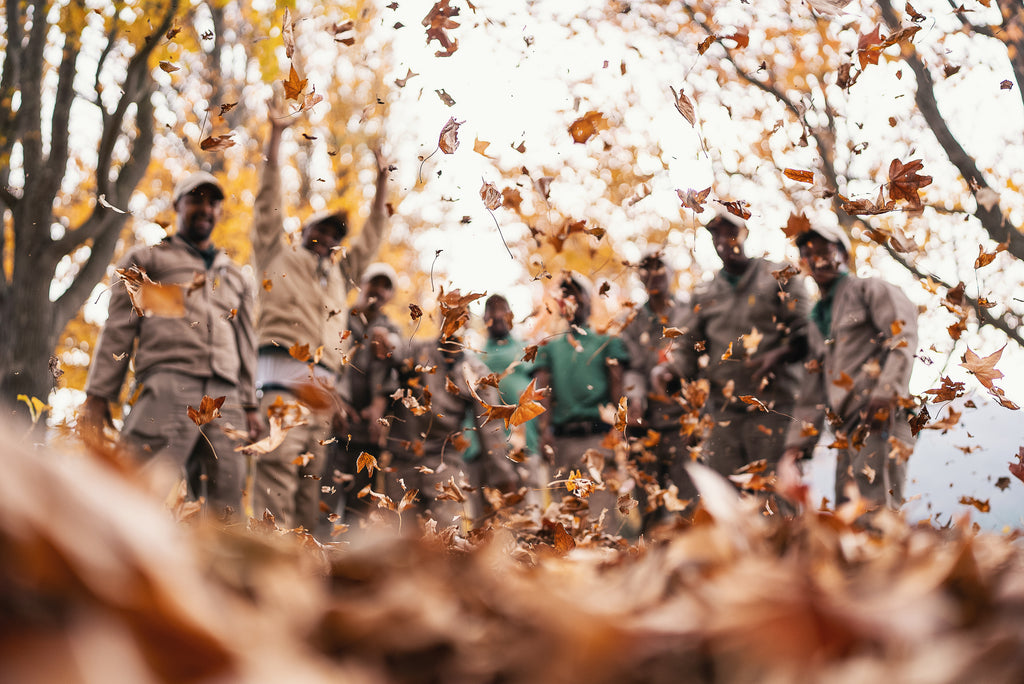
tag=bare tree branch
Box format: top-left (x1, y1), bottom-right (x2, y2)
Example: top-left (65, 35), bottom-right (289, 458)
top-left (46, 36), bottom-right (83, 202)
top-left (878, 0), bottom-right (1024, 265)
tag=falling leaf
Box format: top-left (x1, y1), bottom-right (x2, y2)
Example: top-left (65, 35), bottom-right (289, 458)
top-left (283, 8), bottom-right (295, 59)
top-left (395, 68), bottom-right (419, 87)
top-left (670, 86), bottom-right (696, 126)
top-left (288, 343), bottom-right (311, 362)
top-left (959, 345), bottom-right (1005, 390)
top-left (569, 111), bottom-right (607, 144)
top-left (158, 61), bottom-right (179, 73)
top-left (697, 35), bottom-right (715, 55)
top-left (717, 199), bottom-right (751, 220)
top-left (445, 377), bottom-right (460, 395)
top-left (783, 168), bottom-right (814, 184)
top-left (435, 89), bottom-right (456, 106)
top-left (423, 0), bottom-right (461, 57)
top-left (283, 64), bottom-right (307, 101)
top-left (409, 303), bottom-right (423, 321)
top-left (923, 376), bottom-right (966, 403)
top-left (771, 264), bottom-right (801, 284)
top-left (677, 187), bottom-right (711, 212)
top-left (958, 496), bottom-right (991, 513)
top-left (165, 24), bottom-right (181, 40)
top-left (97, 195), bottom-right (129, 214)
top-left (552, 522), bottom-right (575, 553)
top-left (438, 287), bottom-right (485, 338)
top-left (974, 241), bottom-right (1007, 269)
top-left (739, 395), bottom-right (769, 412)
top-left (1010, 447), bottom-right (1024, 483)
top-left (187, 395), bottom-right (225, 427)
top-left (663, 326), bottom-right (686, 338)
top-left (522, 345), bottom-right (538, 362)
top-left (740, 327), bottom-right (763, 356)
top-left (722, 31), bottom-right (749, 48)
top-left (218, 102), bottom-right (237, 118)
top-left (116, 266), bottom-right (185, 318)
top-left (480, 180), bottom-right (502, 210)
top-left (888, 158), bottom-right (932, 212)
top-left (943, 64), bottom-right (961, 78)
top-left (1000, 79), bottom-right (1013, 90)
top-left (481, 378), bottom-right (547, 430)
top-left (566, 469), bottom-right (595, 498)
top-left (473, 137), bottom-right (493, 158)
top-left (356, 451), bottom-right (379, 476)
top-left (909, 405), bottom-right (931, 436)
top-left (199, 134), bottom-right (235, 151)
top-left (721, 342), bottom-right (734, 361)
top-left (438, 117), bottom-right (463, 154)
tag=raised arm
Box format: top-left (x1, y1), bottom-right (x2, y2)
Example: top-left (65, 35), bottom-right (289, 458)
top-left (342, 148), bottom-right (391, 283)
top-left (252, 105), bottom-right (291, 270)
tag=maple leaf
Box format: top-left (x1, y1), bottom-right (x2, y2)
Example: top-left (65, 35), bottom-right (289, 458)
top-left (438, 117), bottom-right (463, 154)
top-left (831, 371), bottom-right (856, 390)
top-left (116, 266), bottom-right (185, 318)
top-left (438, 287), bottom-right (485, 338)
top-left (670, 86), bottom-right (696, 126)
top-left (566, 470), bottom-right (595, 498)
top-left (857, 25), bottom-right (885, 69)
top-left (569, 111), bottom-right (607, 144)
top-left (480, 180), bottom-right (502, 210)
top-left (422, 0), bottom-right (461, 57)
top-left (188, 395), bottom-right (226, 428)
top-left (676, 186), bottom-right (711, 212)
top-left (923, 376), bottom-right (965, 403)
top-left (960, 345), bottom-right (1005, 390)
top-left (482, 378), bottom-right (547, 430)
top-left (356, 451), bottom-right (379, 476)
top-left (783, 168), bottom-right (814, 184)
top-left (199, 134), bottom-right (235, 151)
top-left (888, 158), bottom-right (932, 212)
top-left (283, 65), bottom-right (307, 101)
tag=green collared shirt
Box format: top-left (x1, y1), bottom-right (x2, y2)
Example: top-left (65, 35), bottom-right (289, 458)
top-left (810, 272), bottom-right (849, 338)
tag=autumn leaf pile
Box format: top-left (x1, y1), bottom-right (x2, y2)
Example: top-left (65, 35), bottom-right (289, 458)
top-left (3, 424), bottom-right (1023, 684)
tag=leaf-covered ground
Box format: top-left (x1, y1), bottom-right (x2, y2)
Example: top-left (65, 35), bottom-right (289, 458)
top-left (2, 428), bottom-right (1023, 684)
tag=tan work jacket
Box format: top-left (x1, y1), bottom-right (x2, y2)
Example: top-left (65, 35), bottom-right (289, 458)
top-left (667, 258), bottom-right (812, 412)
top-left (785, 275), bottom-right (919, 452)
top-left (86, 234), bottom-right (258, 407)
top-left (252, 159), bottom-right (387, 374)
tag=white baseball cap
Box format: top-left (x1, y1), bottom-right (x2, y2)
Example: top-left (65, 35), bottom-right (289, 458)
top-left (172, 171), bottom-right (224, 204)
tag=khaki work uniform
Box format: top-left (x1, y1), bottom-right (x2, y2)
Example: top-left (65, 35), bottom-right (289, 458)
top-left (251, 155), bottom-right (388, 532)
top-left (86, 234), bottom-right (257, 516)
top-left (666, 258), bottom-right (811, 480)
top-left (785, 275), bottom-right (918, 508)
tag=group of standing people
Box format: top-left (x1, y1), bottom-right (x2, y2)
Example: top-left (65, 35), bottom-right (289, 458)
top-left (79, 112), bottom-right (921, 536)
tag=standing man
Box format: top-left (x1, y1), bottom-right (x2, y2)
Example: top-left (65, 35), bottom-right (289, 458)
top-left (534, 273), bottom-right (630, 528)
top-left (386, 335), bottom-right (517, 526)
top-left (81, 172), bottom-right (261, 518)
top-left (252, 106), bottom-right (390, 532)
top-left (325, 262), bottom-right (402, 526)
top-left (783, 224), bottom-right (918, 509)
top-left (652, 212), bottom-right (811, 489)
top-left (621, 253), bottom-right (695, 526)
top-left (480, 295), bottom-right (541, 489)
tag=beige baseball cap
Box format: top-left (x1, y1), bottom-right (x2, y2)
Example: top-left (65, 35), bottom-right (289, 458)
top-left (172, 171), bottom-right (224, 204)
top-left (795, 222), bottom-right (853, 254)
top-left (361, 262), bottom-right (398, 286)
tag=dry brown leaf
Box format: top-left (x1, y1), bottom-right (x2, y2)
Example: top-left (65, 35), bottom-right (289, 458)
top-left (200, 134), bottom-right (235, 151)
top-left (480, 180), bottom-right (502, 210)
top-left (187, 395), bottom-right (225, 427)
top-left (783, 168), bottom-right (814, 184)
top-left (670, 86), bottom-right (696, 126)
top-left (356, 451), bottom-right (379, 476)
top-left (283, 64), bottom-right (307, 101)
top-left (677, 186), bottom-right (711, 212)
top-left (959, 345), bottom-right (1005, 390)
top-left (569, 111), bottom-right (607, 144)
top-left (438, 116), bottom-right (463, 154)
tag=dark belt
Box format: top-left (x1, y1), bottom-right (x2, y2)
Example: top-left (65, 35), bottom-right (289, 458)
top-left (257, 383), bottom-right (293, 396)
top-left (553, 420), bottom-right (606, 437)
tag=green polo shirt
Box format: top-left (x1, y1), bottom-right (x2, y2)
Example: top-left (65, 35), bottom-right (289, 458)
top-left (482, 336), bottom-right (539, 454)
top-left (534, 326), bottom-right (629, 426)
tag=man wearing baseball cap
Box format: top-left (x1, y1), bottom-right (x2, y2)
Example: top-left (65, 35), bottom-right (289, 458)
top-left (81, 170), bottom-right (261, 519)
top-left (651, 211), bottom-right (812, 506)
top-left (321, 261), bottom-right (402, 529)
top-left (250, 103), bottom-right (391, 534)
top-left (784, 222), bottom-right (918, 511)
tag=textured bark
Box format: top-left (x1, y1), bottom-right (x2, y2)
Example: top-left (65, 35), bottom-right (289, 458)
top-left (0, 0), bottom-right (180, 421)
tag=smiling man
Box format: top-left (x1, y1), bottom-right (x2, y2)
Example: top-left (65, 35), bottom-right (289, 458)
top-left (784, 223), bottom-right (919, 511)
top-left (81, 171), bottom-right (260, 519)
top-left (250, 105), bottom-right (390, 533)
